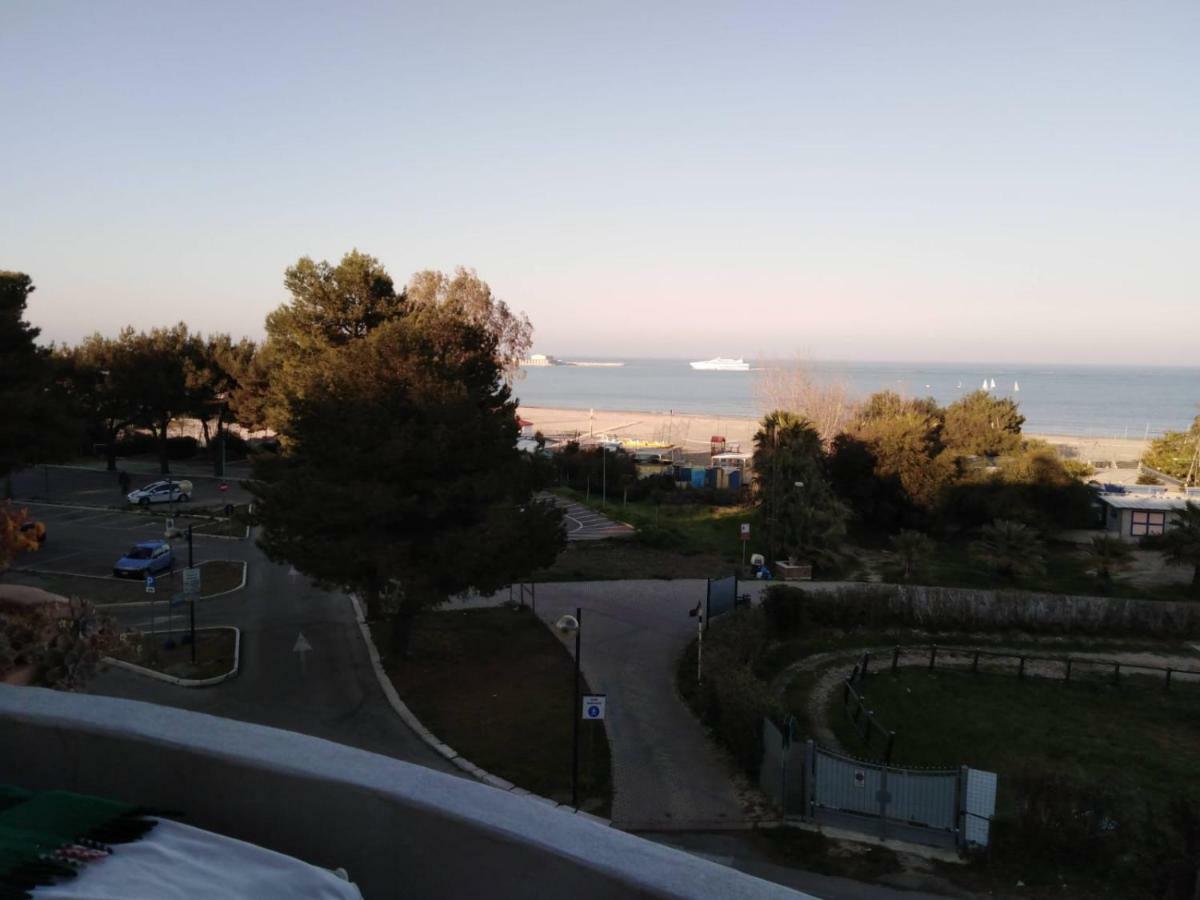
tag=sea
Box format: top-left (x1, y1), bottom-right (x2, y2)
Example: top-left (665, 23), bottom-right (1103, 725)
top-left (514, 360), bottom-right (1200, 439)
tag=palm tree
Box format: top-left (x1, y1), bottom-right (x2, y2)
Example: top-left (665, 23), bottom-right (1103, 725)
top-left (1086, 535), bottom-right (1135, 582)
top-left (970, 519), bottom-right (1046, 580)
top-left (1158, 501), bottom-right (1200, 596)
top-left (891, 529), bottom-right (935, 579)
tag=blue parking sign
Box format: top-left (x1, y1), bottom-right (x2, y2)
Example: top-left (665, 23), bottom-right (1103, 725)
top-left (581, 694), bottom-right (607, 720)
top-left (144, 574), bottom-right (156, 594)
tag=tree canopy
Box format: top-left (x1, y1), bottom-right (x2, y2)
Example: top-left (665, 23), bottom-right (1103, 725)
top-left (0, 272), bottom-right (77, 479)
top-left (1141, 416), bottom-right (1200, 485)
top-left (248, 257), bottom-right (563, 652)
top-left (941, 390), bottom-right (1025, 458)
top-left (752, 410), bottom-right (848, 569)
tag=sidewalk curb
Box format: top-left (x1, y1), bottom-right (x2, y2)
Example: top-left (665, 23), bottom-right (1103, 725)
top-left (347, 594), bottom-right (611, 826)
top-left (103, 626), bottom-right (240, 687)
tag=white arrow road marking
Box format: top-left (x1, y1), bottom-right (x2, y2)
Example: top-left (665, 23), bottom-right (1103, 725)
top-left (294, 631), bottom-right (312, 673)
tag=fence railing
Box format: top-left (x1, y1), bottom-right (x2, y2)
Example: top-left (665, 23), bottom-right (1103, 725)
top-left (843, 653), bottom-right (896, 762)
top-left (886, 644), bottom-right (1200, 690)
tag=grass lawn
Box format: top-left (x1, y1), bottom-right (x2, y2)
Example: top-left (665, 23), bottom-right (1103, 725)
top-left (827, 668), bottom-right (1200, 897)
top-left (4, 560), bottom-right (245, 605)
top-left (555, 488), bottom-right (752, 560)
top-left (378, 606), bottom-right (612, 815)
top-left (109, 627), bottom-right (237, 680)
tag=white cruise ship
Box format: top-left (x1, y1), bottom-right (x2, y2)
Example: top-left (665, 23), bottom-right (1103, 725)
top-left (690, 357), bottom-right (750, 372)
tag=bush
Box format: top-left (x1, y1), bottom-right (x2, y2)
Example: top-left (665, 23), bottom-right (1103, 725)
top-left (760, 587), bottom-right (809, 635)
top-left (165, 436), bottom-right (198, 459)
top-left (112, 430), bottom-right (157, 456)
top-left (215, 432), bottom-right (249, 459)
top-left (634, 524), bottom-right (688, 549)
top-left (761, 583), bottom-right (1200, 639)
top-left (1137, 472), bottom-right (1163, 485)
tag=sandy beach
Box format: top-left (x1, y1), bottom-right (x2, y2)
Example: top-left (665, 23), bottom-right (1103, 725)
top-left (518, 405), bottom-right (1149, 463)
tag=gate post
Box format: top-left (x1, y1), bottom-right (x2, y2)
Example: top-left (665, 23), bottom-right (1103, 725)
top-left (804, 740), bottom-right (816, 820)
top-left (955, 766), bottom-right (969, 852)
top-left (878, 764), bottom-right (889, 842)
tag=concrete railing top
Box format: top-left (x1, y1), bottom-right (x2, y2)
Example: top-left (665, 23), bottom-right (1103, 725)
top-left (0, 686), bottom-right (810, 899)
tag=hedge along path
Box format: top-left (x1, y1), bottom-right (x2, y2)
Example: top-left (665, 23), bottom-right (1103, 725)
top-left (776, 644), bottom-right (1200, 758)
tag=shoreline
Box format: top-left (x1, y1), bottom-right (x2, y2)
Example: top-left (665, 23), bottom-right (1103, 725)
top-left (517, 405), bottom-right (1149, 462)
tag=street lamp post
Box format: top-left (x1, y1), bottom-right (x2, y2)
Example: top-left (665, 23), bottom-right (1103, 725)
top-left (555, 609), bottom-right (585, 809)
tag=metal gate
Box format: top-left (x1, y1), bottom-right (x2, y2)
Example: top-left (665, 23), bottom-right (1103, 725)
top-left (760, 721), bottom-right (996, 850)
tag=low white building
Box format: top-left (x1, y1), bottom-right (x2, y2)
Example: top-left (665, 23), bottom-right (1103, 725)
top-left (1096, 492), bottom-right (1197, 542)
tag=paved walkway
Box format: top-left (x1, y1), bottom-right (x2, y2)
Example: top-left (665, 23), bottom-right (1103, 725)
top-left (460, 580), bottom-right (757, 829)
top-left (541, 493), bottom-right (636, 541)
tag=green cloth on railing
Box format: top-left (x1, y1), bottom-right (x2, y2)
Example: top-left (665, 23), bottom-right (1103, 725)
top-left (0, 787), bottom-right (157, 898)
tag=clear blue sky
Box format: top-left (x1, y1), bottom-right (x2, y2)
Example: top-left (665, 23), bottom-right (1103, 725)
top-left (2, 1), bottom-right (1197, 364)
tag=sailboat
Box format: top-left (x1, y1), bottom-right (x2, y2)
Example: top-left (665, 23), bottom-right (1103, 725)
top-left (989, 378), bottom-right (996, 390)
top-left (981, 378), bottom-right (989, 390)
top-left (1014, 380), bottom-right (1020, 392)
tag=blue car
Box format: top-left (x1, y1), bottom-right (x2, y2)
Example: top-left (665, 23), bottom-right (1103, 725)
top-left (113, 540), bottom-right (174, 578)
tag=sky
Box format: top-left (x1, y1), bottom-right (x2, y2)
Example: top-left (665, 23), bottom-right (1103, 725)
top-left (2, 1), bottom-right (1197, 365)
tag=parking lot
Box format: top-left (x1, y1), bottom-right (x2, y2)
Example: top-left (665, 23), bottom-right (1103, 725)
top-left (12, 502), bottom-right (241, 579)
top-left (9, 464), bottom-right (253, 510)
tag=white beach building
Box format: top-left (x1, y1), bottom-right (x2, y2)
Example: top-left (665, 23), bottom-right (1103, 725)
top-left (1095, 490), bottom-right (1199, 542)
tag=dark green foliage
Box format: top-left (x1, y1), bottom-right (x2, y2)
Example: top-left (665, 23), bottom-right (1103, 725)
top-left (828, 434), bottom-right (916, 532)
top-left (0, 272), bottom-right (77, 476)
top-left (551, 443), bottom-right (639, 495)
top-left (753, 411), bottom-right (848, 569)
top-left (762, 583), bottom-right (1200, 638)
top-left (1150, 501), bottom-right (1200, 595)
top-left (889, 529), bottom-right (935, 579)
top-left (249, 258), bottom-right (564, 654)
top-left (941, 390), bottom-right (1024, 458)
top-left (969, 520), bottom-right (1046, 579)
top-left (1141, 417), bottom-right (1199, 485)
top-left (164, 436), bottom-right (199, 460)
top-left (1087, 535), bottom-right (1135, 581)
top-left (679, 609), bottom-right (782, 777)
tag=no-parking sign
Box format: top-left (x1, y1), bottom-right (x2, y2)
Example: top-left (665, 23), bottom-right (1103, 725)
top-left (581, 694), bottom-right (607, 720)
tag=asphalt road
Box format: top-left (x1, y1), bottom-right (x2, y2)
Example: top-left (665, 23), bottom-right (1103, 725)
top-left (461, 579), bottom-right (755, 830)
top-left (6, 469), bottom-right (457, 775)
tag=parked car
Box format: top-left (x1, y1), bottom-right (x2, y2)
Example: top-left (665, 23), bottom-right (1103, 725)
top-left (127, 480), bottom-right (193, 506)
top-left (113, 540), bottom-right (174, 578)
top-left (19, 520), bottom-right (46, 544)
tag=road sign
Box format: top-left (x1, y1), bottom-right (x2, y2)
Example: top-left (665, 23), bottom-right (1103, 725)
top-left (182, 566), bottom-right (201, 596)
top-left (739, 522), bottom-right (750, 542)
top-left (144, 575), bottom-right (156, 594)
top-left (218, 482), bottom-right (229, 493)
top-left (581, 694), bottom-right (607, 720)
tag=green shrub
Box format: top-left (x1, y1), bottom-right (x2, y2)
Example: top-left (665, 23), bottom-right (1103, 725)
top-left (112, 430), bottom-right (156, 455)
top-left (1137, 472), bottom-right (1163, 485)
top-left (635, 524), bottom-right (687, 549)
top-left (165, 436), bottom-right (199, 459)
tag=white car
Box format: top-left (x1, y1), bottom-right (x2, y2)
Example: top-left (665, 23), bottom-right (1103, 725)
top-left (127, 479), bottom-right (193, 505)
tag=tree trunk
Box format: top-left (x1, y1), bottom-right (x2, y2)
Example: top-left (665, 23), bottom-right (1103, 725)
top-left (157, 418), bottom-right (170, 474)
top-left (360, 581), bottom-right (385, 622)
top-left (105, 424), bottom-right (118, 472)
top-left (1193, 564), bottom-right (1200, 595)
top-left (213, 409), bottom-right (227, 477)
